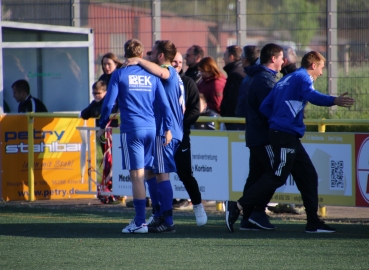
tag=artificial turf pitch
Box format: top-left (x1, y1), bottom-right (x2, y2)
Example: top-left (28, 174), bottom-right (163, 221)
top-left (0, 207), bottom-right (368, 269)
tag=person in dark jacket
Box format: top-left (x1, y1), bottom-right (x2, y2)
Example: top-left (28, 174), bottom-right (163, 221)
top-left (184, 45), bottom-right (204, 83)
top-left (98, 52), bottom-right (124, 112)
top-left (225, 43), bottom-right (284, 232)
top-left (247, 51), bottom-right (352, 233)
top-left (220, 45), bottom-right (245, 130)
top-left (81, 80), bottom-right (118, 153)
top-left (236, 45), bottom-right (260, 119)
top-left (81, 80), bottom-right (106, 120)
top-left (12, 79), bottom-right (48, 113)
top-left (171, 52), bottom-right (208, 226)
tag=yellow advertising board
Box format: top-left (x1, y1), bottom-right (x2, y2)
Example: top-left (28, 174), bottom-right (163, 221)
top-left (0, 115), bottom-right (97, 201)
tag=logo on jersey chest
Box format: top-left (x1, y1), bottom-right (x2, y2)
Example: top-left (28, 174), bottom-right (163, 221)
top-left (129, 75), bottom-right (152, 86)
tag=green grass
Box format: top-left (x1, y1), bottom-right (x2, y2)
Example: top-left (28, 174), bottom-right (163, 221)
top-left (0, 208), bottom-right (368, 270)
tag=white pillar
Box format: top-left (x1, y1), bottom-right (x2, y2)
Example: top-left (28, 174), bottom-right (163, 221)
top-left (71, 0), bottom-right (81, 27)
top-left (152, 0), bottom-right (161, 45)
top-left (327, 0), bottom-right (338, 97)
top-left (237, 0), bottom-right (246, 47)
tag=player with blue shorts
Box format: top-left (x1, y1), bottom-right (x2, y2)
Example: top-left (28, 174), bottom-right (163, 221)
top-left (97, 39), bottom-right (173, 234)
top-left (125, 40), bottom-right (184, 233)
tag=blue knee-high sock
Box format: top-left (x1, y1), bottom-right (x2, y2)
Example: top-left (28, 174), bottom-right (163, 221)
top-left (146, 176), bottom-right (160, 217)
top-left (133, 199), bottom-right (146, 226)
top-left (157, 180), bottom-right (173, 225)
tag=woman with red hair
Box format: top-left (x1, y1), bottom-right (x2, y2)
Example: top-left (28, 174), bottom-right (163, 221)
top-left (197, 57), bottom-right (226, 114)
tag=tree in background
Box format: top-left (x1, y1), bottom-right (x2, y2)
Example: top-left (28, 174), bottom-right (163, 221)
top-left (276, 0), bottom-right (319, 51)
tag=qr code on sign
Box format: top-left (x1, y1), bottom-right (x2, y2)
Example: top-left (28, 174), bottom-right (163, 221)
top-left (330, 160), bottom-right (344, 190)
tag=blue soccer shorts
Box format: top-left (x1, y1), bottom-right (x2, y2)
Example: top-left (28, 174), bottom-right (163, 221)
top-left (152, 136), bottom-right (180, 174)
top-left (119, 129), bottom-right (155, 170)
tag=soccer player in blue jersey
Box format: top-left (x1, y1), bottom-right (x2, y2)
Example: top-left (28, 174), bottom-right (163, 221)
top-left (97, 39), bottom-right (173, 234)
top-left (125, 40), bottom-right (185, 233)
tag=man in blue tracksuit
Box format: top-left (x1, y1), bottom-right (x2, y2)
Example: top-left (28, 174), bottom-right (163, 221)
top-left (228, 51), bottom-right (354, 233)
top-left (97, 39), bottom-right (173, 234)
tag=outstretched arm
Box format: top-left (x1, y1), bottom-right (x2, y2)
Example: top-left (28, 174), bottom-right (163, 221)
top-left (124, 57), bottom-right (170, 79)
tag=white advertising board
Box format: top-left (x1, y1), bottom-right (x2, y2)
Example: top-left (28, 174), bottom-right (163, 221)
top-left (170, 132), bottom-right (229, 200)
top-left (112, 131), bottom-right (229, 200)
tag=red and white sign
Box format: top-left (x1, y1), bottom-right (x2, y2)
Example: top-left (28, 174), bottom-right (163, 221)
top-left (355, 134), bottom-right (369, 206)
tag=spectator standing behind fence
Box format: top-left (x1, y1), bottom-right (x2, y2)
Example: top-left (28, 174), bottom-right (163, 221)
top-left (12, 79), bottom-right (48, 113)
top-left (80, 80), bottom-right (118, 148)
top-left (197, 57), bottom-right (226, 115)
top-left (184, 45), bottom-right (204, 83)
top-left (236, 46), bottom-right (260, 119)
top-left (193, 93), bottom-right (218, 130)
top-left (99, 52), bottom-right (124, 86)
top-left (97, 39), bottom-right (173, 234)
top-left (226, 51), bottom-right (354, 234)
top-left (170, 52), bottom-right (208, 225)
top-left (225, 43), bottom-right (284, 232)
top-left (80, 80), bottom-right (119, 124)
top-left (220, 45), bottom-right (245, 130)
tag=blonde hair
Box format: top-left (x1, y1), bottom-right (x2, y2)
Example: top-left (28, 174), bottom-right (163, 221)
top-left (124, 39), bottom-right (144, 58)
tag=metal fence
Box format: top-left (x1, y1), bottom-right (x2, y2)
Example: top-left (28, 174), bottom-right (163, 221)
top-left (2, 0), bottom-right (369, 118)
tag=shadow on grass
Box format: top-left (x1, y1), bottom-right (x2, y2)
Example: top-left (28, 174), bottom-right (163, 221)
top-left (0, 208), bottom-right (368, 240)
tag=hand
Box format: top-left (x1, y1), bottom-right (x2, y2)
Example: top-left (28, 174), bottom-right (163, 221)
top-left (96, 129), bottom-right (106, 143)
top-left (334, 92), bottom-right (355, 108)
top-left (122, 57), bottom-right (141, 67)
top-left (163, 130), bottom-right (172, 146)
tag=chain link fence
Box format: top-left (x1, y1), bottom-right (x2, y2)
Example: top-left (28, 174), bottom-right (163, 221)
top-left (2, 0), bottom-right (369, 118)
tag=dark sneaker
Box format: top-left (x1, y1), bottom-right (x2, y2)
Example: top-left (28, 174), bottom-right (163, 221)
top-left (125, 200), bottom-right (134, 208)
top-left (240, 219), bottom-right (260, 231)
top-left (147, 216), bottom-right (163, 228)
top-left (248, 211), bottom-right (276, 230)
top-left (305, 220), bottom-right (336, 233)
top-left (173, 199), bottom-right (192, 210)
top-left (149, 223), bottom-right (176, 233)
top-left (225, 201), bottom-right (240, 233)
